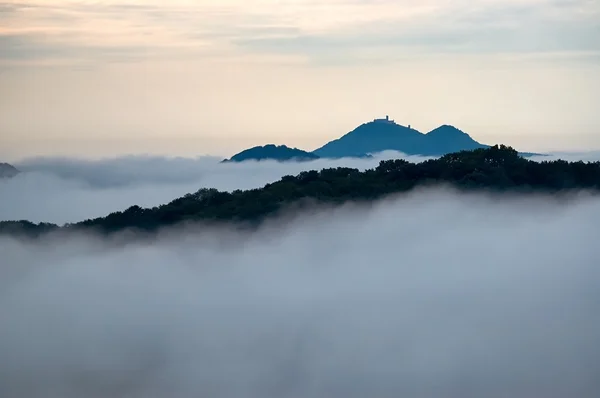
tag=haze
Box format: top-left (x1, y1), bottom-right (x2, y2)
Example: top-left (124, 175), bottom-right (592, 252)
top-left (1, 0), bottom-right (600, 160)
top-left (1, 151), bottom-right (597, 224)
top-left (1, 188), bottom-right (599, 397)
top-left (1, 151), bottom-right (435, 223)
top-left (2, 1), bottom-right (600, 396)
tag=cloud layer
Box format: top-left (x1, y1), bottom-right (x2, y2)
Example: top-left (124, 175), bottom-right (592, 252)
top-left (1, 0), bottom-right (598, 65)
top-left (2, 151), bottom-right (599, 225)
top-left (0, 152), bottom-right (433, 224)
top-left (1, 187), bottom-right (599, 397)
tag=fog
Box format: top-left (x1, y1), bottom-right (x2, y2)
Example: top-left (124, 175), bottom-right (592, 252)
top-left (1, 188), bottom-right (599, 397)
top-left (2, 151), bottom-right (599, 225)
top-left (529, 151), bottom-right (600, 163)
top-left (1, 152), bottom-right (432, 224)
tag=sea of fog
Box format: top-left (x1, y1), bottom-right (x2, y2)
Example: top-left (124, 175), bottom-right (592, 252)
top-left (1, 152), bottom-right (599, 397)
top-left (2, 150), bottom-right (596, 225)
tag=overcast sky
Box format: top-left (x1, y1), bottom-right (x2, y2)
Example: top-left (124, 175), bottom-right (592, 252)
top-left (1, 0), bottom-right (599, 160)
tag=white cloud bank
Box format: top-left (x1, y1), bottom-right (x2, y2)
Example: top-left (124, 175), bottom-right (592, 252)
top-left (0, 152), bottom-right (432, 224)
top-left (1, 151), bottom-right (599, 225)
top-left (0, 188), bottom-right (599, 397)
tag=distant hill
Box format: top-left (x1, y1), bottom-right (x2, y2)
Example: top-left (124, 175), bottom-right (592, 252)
top-left (423, 125), bottom-right (488, 154)
top-left (313, 117), bottom-right (486, 158)
top-left (3, 145), bottom-right (596, 238)
top-left (226, 116), bottom-right (540, 161)
top-left (0, 163), bottom-right (19, 178)
top-left (224, 144), bottom-right (320, 163)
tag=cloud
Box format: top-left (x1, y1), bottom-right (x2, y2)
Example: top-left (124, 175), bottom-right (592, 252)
top-left (0, 152), bottom-right (433, 224)
top-left (1, 0), bottom-right (598, 65)
top-left (235, 1), bottom-right (600, 62)
top-left (2, 151), bottom-right (599, 225)
top-left (530, 151), bottom-right (600, 162)
top-left (0, 188), bottom-right (599, 397)
top-left (0, 33), bottom-right (156, 64)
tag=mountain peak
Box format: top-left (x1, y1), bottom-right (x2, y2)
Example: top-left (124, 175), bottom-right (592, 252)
top-left (313, 118), bottom-right (488, 158)
top-left (0, 163), bottom-right (19, 178)
top-left (423, 125), bottom-right (486, 154)
top-left (427, 125), bottom-right (468, 136)
top-left (371, 115), bottom-right (396, 124)
top-left (225, 144), bottom-right (319, 163)
top-left (225, 117), bottom-right (492, 161)
top-left (313, 118), bottom-right (424, 158)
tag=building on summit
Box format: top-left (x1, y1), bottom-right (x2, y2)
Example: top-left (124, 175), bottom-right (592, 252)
top-left (373, 115), bottom-right (395, 123)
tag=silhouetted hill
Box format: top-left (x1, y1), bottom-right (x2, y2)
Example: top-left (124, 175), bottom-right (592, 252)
top-left (2, 145), bottom-right (598, 238)
top-left (224, 144), bottom-right (319, 162)
top-left (423, 125), bottom-right (488, 154)
top-left (313, 118), bottom-right (487, 158)
top-left (0, 163), bottom-right (19, 178)
top-left (228, 117), bottom-right (542, 160)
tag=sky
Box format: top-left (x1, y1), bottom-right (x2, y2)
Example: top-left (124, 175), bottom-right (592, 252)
top-left (1, 0), bottom-right (599, 160)
top-left (1, 187), bottom-right (600, 397)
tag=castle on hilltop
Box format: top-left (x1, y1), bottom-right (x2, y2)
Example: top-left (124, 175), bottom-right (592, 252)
top-left (373, 115), bottom-right (395, 123)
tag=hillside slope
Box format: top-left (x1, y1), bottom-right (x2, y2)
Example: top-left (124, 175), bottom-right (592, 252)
top-left (0, 163), bottom-right (19, 178)
top-left (313, 119), bottom-right (425, 158)
top-left (423, 125), bottom-right (487, 154)
top-left (225, 145), bottom-right (319, 162)
top-left (313, 119), bottom-right (486, 158)
top-left (2, 145), bottom-right (597, 237)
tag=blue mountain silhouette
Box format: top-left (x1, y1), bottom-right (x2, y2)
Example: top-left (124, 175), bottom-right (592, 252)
top-left (313, 118), bottom-right (487, 158)
top-left (226, 117), bottom-right (539, 162)
top-left (224, 144), bottom-right (319, 162)
top-left (0, 163), bottom-right (19, 178)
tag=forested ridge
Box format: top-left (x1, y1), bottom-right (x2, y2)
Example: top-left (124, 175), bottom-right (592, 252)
top-left (2, 145), bottom-right (600, 238)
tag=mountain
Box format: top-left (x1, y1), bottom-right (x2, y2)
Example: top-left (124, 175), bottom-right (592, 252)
top-left (226, 117), bottom-right (540, 161)
top-left (3, 145), bottom-right (596, 238)
top-left (423, 125), bottom-right (487, 154)
top-left (313, 118), bottom-right (424, 158)
top-left (313, 117), bottom-right (486, 158)
top-left (0, 163), bottom-right (19, 178)
top-left (224, 144), bottom-right (320, 163)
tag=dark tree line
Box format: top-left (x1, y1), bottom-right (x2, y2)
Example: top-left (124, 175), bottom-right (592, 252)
top-left (2, 145), bottom-right (600, 238)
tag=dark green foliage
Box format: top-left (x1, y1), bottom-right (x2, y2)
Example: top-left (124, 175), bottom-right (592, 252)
top-left (2, 145), bottom-right (599, 238)
top-left (0, 220), bottom-right (59, 237)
